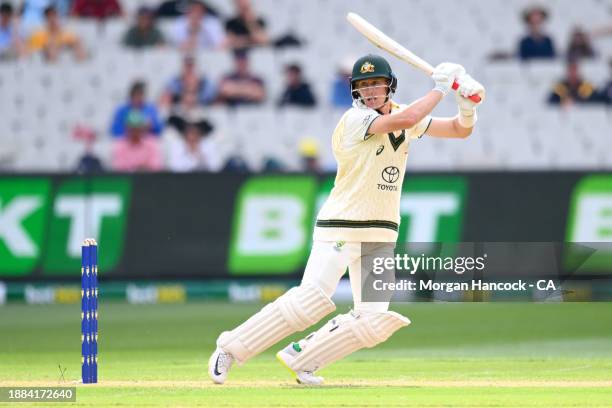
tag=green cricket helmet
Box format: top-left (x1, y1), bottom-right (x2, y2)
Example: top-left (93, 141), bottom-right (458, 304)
top-left (350, 54), bottom-right (397, 102)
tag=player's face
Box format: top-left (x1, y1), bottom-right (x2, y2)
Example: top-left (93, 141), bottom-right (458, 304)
top-left (355, 78), bottom-right (389, 109)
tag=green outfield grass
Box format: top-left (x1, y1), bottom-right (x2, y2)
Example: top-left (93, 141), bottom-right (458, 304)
top-left (1, 302), bottom-right (611, 407)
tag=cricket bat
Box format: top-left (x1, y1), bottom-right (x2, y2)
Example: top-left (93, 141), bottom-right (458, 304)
top-left (346, 12), bottom-right (481, 103)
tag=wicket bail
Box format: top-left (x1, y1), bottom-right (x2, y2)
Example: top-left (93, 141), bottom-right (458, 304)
top-left (81, 239), bottom-right (98, 384)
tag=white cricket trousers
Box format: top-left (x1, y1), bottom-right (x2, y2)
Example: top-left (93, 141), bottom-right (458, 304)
top-left (301, 241), bottom-right (395, 314)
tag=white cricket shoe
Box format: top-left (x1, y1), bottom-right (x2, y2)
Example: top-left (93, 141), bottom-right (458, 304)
top-left (208, 347), bottom-right (234, 384)
top-left (276, 342), bottom-right (324, 385)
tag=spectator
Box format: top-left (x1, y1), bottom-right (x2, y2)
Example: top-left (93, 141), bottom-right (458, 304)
top-left (171, 0), bottom-right (224, 51)
top-left (123, 6), bottom-right (165, 49)
top-left (167, 122), bottom-right (221, 172)
top-left (159, 55), bottom-right (217, 108)
top-left (73, 125), bottom-right (104, 174)
top-left (111, 80), bottom-right (162, 138)
top-left (597, 58), bottom-right (612, 105)
top-left (330, 57), bottom-right (354, 108)
top-left (278, 63), bottom-right (316, 107)
top-left (225, 0), bottom-right (268, 50)
top-left (222, 155), bottom-right (249, 172)
top-left (55, 0), bottom-right (71, 17)
top-left (299, 137), bottom-right (320, 173)
top-left (71, 0), bottom-right (122, 20)
top-left (0, 2), bottom-right (24, 60)
top-left (262, 157), bottom-right (284, 171)
top-left (548, 60), bottom-right (598, 106)
top-left (156, 0), bottom-right (194, 19)
top-left (21, 0), bottom-right (64, 35)
top-left (28, 5), bottom-right (87, 62)
top-left (76, 151), bottom-right (105, 173)
top-left (518, 6), bottom-right (556, 61)
top-left (19, 1), bottom-right (71, 29)
top-left (567, 27), bottom-right (596, 61)
top-left (167, 91), bottom-right (208, 124)
top-left (217, 50), bottom-right (265, 106)
top-left (111, 111), bottom-right (163, 172)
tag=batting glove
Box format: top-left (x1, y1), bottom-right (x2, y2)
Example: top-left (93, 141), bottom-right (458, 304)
top-left (455, 74), bottom-right (485, 127)
top-left (432, 62), bottom-right (466, 96)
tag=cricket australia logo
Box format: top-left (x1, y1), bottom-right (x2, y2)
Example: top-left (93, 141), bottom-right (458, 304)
top-left (360, 61), bottom-right (375, 73)
top-left (378, 166), bottom-right (400, 191)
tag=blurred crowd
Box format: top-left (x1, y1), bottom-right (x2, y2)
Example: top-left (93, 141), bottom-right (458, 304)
top-left (0, 0), bottom-right (352, 173)
top-left (1, 2), bottom-right (611, 173)
top-left (490, 5), bottom-right (612, 107)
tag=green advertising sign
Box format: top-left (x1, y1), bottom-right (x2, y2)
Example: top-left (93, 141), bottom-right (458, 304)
top-left (566, 175), bottom-right (612, 273)
top-left (398, 176), bottom-right (467, 244)
top-left (228, 175), bottom-right (466, 275)
top-left (43, 178), bottom-right (131, 275)
top-left (0, 177), bottom-right (131, 277)
top-left (4, 172), bottom-right (609, 280)
top-left (0, 179), bottom-right (51, 276)
top-left (228, 176), bottom-right (317, 275)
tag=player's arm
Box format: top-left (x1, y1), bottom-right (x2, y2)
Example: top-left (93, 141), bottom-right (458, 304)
top-left (426, 116), bottom-right (472, 138)
top-left (368, 62), bottom-right (465, 135)
top-left (368, 90), bottom-right (442, 134)
top-left (425, 74), bottom-right (485, 139)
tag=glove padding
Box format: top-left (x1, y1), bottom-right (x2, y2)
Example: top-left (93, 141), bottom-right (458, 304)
top-left (455, 74), bottom-right (485, 109)
top-left (455, 74), bottom-right (485, 127)
top-left (432, 62), bottom-right (466, 96)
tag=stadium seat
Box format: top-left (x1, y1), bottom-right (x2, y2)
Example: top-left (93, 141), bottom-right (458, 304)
top-left (1, 0), bottom-right (611, 171)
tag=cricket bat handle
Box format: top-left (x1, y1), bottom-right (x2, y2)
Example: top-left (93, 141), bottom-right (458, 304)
top-left (452, 80), bottom-right (481, 103)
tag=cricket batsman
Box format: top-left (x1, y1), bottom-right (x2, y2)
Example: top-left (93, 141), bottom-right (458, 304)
top-left (209, 54), bottom-right (485, 385)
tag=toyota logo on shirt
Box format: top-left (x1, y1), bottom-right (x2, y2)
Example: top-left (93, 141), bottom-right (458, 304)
top-left (381, 166), bottom-right (400, 183)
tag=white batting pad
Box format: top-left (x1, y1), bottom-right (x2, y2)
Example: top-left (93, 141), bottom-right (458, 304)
top-left (289, 310), bottom-right (410, 372)
top-left (217, 284), bottom-right (336, 363)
